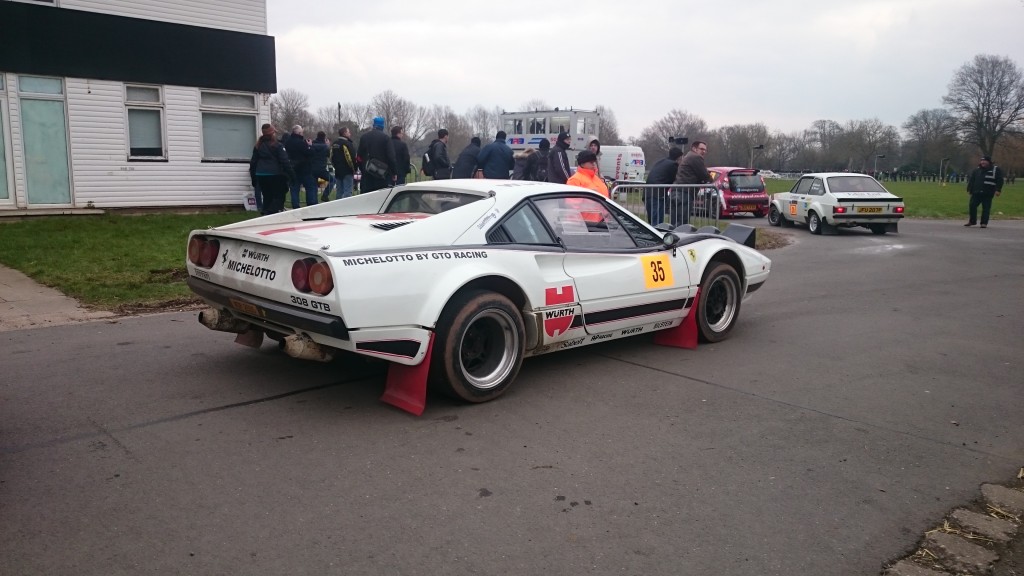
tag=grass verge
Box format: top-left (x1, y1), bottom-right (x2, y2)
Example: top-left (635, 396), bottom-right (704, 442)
top-left (0, 213), bottom-right (252, 310)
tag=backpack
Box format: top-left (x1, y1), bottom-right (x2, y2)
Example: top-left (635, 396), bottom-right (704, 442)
top-left (421, 142), bottom-right (436, 177)
top-left (535, 150), bottom-right (549, 182)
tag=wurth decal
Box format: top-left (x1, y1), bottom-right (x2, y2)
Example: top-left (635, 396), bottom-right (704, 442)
top-left (543, 307), bottom-right (576, 337)
top-left (545, 285), bottom-right (575, 305)
top-left (543, 285), bottom-right (577, 337)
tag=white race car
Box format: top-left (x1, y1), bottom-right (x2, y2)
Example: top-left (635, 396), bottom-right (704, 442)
top-left (186, 181), bottom-right (771, 414)
top-left (767, 172), bottom-right (905, 235)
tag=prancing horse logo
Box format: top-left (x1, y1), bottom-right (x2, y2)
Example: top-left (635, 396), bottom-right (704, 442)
top-left (221, 249), bottom-right (228, 264)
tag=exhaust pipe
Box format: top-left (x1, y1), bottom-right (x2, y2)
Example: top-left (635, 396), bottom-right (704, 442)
top-left (282, 334), bottom-right (335, 362)
top-left (198, 308), bottom-right (252, 333)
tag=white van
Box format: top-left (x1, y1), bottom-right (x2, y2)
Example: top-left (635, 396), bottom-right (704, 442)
top-left (598, 145), bottom-right (646, 182)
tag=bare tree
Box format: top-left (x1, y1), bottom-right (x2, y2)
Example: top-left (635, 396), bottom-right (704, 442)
top-left (519, 99), bottom-right (550, 112)
top-left (269, 88), bottom-right (312, 133)
top-left (841, 118), bottom-right (901, 172)
top-left (595, 105), bottom-right (623, 145)
top-left (943, 54), bottom-right (1024, 156)
top-left (902, 108), bottom-right (959, 173)
top-left (338, 101), bottom-right (374, 134)
top-left (634, 109), bottom-right (709, 165)
top-left (422, 105), bottom-right (472, 158)
top-left (708, 123), bottom-right (771, 167)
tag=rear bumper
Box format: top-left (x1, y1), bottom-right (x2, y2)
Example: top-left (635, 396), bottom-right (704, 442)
top-left (831, 214), bottom-right (904, 223)
top-left (187, 276), bottom-right (349, 340)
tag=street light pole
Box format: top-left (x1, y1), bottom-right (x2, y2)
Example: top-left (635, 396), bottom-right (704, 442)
top-left (873, 154), bottom-right (886, 178)
top-left (749, 144), bottom-right (764, 169)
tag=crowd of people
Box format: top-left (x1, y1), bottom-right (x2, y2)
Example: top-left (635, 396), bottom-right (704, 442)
top-left (248, 116), bottom-right (618, 215)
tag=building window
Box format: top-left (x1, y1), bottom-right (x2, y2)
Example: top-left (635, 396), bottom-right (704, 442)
top-left (125, 85), bottom-right (164, 159)
top-left (199, 90), bottom-right (256, 161)
top-left (19, 75), bottom-right (63, 95)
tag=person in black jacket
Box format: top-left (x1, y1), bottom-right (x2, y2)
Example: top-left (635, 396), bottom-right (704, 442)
top-left (311, 131), bottom-right (333, 201)
top-left (429, 129), bottom-right (452, 180)
top-left (477, 130), bottom-right (514, 179)
top-left (644, 147), bottom-right (684, 225)
top-left (331, 126), bottom-right (357, 198)
top-left (547, 131), bottom-right (572, 184)
top-left (671, 140), bottom-right (711, 226)
top-left (452, 137), bottom-right (481, 178)
top-left (249, 124), bottom-right (296, 215)
top-left (964, 155), bottom-right (1005, 228)
top-left (391, 126), bottom-right (411, 185)
top-left (284, 125), bottom-right (317, 208)
top-left (533, 138), bottom-right (550, 182)
top-left (357, 117), bottom-right (396, 193)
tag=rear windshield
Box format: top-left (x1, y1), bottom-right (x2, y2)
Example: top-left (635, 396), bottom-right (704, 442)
top-left (384, 191), bottom-right (484, 214)
top-left (826, 176), bottom-right (887, 193)
top-left (729, 174), bottom-right (764, 192)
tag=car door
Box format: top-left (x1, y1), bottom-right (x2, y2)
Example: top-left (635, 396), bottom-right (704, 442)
top-left (788, 177), bottom-right (815, 221)
top-left (533, 195), bottom-right (692, 336)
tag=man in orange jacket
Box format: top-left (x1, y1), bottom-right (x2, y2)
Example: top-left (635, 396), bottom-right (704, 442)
top-left (566, 150), bottom-right (609, 198)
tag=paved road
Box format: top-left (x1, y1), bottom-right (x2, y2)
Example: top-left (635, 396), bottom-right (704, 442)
top-left (1, 219), bottom-right (1021, 576)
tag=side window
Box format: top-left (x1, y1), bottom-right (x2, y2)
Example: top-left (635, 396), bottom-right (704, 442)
top-left (808, 179), bottom-right (824, 195)
top-left (606, 203), bottom-right (662, 247)
top-left (534, 196), bottom-right (637, 250)
top-left (487, 204), bottom-right (555, 244)
top-left (794, 178), bottom-right (814, 194)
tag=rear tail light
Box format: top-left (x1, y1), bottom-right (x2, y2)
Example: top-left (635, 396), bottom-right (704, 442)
top-left (309, 262), bottom-right (334, 296)
top-left (188, 236), bottom-right (220, 268)
top-left (291, 258), bottom-right (316, 292)
top-left (292, 257), bottom-right (334, 296)
top-left (833, 206), bottom-right (847, 214)
top-left (894, 206), bottom-right (905, 213)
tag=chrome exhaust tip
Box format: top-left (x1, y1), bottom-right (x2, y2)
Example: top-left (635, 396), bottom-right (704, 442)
top-left (281, 334), bottom-right (335, 362)
top-left (198, 308), bottom-right (252, 333)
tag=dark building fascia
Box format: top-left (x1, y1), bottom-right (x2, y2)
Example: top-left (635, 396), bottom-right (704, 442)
top-left (0, 1), bottom-right (276, 93)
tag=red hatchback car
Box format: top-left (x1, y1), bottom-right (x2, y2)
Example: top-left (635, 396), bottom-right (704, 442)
top-left (692, 167), bottom-right (770, 218)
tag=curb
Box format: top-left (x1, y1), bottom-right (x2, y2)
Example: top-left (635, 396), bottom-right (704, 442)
top-left (883, 471), bottom-right (1024, 575)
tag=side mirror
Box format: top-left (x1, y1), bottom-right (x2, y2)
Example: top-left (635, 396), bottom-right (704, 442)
top-left (662, 232), bottom-right (680, 249)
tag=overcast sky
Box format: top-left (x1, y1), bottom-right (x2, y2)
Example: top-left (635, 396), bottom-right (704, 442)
top-left (267, 0), bottom-right (1024, 139)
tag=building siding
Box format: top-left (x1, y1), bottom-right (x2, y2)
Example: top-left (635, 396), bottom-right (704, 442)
top-left (66, 79), bottom-right (270, 208)
top-left (61, 0), bottom-right (267, 34)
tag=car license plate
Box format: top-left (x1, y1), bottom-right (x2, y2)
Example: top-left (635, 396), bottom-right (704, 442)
top-left (229, 297), bottom-right (262, 316)
top-left (858, 207), bottom-right (882, 213)
top-left (739, 204), bottom-right (758, 211)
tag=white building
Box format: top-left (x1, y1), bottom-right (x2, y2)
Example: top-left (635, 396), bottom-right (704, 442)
top-left (0, 0), bottom-right (276, 214)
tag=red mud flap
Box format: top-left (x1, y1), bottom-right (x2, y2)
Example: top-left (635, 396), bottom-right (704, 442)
top-left (653, 288), bottom-right (700, 349)
top-left (380, 333), bottom-right (434, 416)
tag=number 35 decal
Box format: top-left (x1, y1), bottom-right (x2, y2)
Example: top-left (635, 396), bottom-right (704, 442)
top-left (640, 254), bottom-right (675, 289)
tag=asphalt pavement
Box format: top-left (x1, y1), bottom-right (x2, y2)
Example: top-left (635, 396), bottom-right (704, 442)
top-left (1, 218), bottom-right (1022, 576)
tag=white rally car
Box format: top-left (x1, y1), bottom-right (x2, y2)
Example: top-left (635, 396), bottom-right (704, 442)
top-left (767, 172), bottom-right (905, 235)
top-left (186, 181), bottom-right (771, 414)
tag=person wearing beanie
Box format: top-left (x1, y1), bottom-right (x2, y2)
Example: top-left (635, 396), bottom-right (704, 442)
top-left (644, 147), bottom-right (685, 225)
top-left (533, 138), bottom-right (551, 182)
top-left (964, 154), bottom-right (1004, 228)
top-left (588, 139), bottom-right (603, 178)
top-left (452, 136), bottom-right (482, 178)
top-left (566, 150), bottom-right (609, 198)
top-left (357, 116), bottom-right (396, 193)
top-left (547, 131), bottom-right (573, 184)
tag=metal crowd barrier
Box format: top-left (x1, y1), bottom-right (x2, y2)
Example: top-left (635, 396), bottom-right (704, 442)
top-left (608, 182), bottom-right (721, 229)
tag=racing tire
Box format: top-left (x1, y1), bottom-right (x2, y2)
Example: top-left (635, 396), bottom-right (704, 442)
top-left (767, 205), bottom-right (783, 227)
top-left (808, 211), bottom-right (823, 235)
top-left (697, 262), bottom-right (742, 343)
top-left (431, 290), bottom-right (525, 403)
top-left (869, 224), bottom-right (887, 235)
